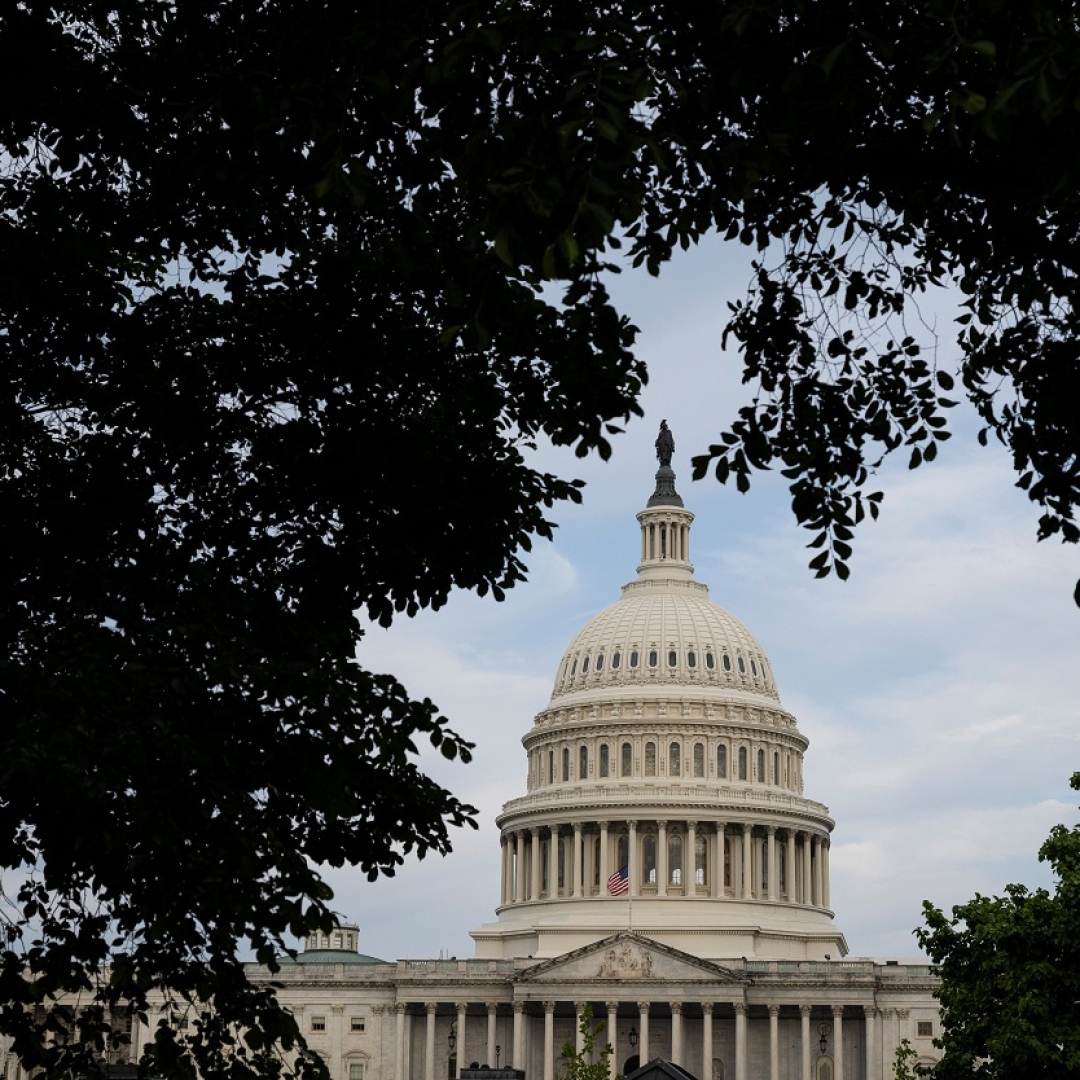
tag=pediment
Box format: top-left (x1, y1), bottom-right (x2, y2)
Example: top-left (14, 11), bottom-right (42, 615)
top-left (516, 933), bottom-right (745, 985)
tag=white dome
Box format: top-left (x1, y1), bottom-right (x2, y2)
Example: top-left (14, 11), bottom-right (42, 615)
top-left (550, 577), bottom-right (780, 703)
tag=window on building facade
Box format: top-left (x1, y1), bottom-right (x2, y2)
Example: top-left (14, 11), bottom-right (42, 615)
top-left (311, 1017), bottom-right (326, 1032)
top-left (693, 742), bottom-right (704, 777)
top-left (722, 653), bottom-right (732, 671)
top-left (629, 650), bottom-right (639, 668)
top-left (688, 650), bottom-right (696, 668)
top-left (351, 1017), bottom-right (366, 1033)
top-left (773, 751), bottom-right (780, 785)
top-left (642, 834), bottom-right (657, 884)
top-left (717, 744), bottom-right (727, 777)
top-left (612, 650), bottom-right (621, 669)
top-left (757, 748), bottom-right (765, 782)
top-left (349, 1066), bottom-right (365, 1080)
top-left (695, 834), bottom-right (707, 885)
top-left (599, 744), bottom-right (609, 777)
top-left (621, 742), bottom-right (633, 776)
top-left (648, 649), bottom-right (658, 668)
top-left (669, 742), bottom-right (680, 776)
top-left (549, 750), bottom-right (554, 785)
top-left (596, 652), bottom-right (604, 670)
top-left (669, 833), bottom-right (682, 885)
top-left (738, 746), bottom-right (748, 780)
top-left (645, 741), bottom-right (657, 776)
top-left (668, 649), bottom-right (677, 667)
top-left (917, 1021), bottom-right (933, 1037)
top-left (563, 747), bottom-right (571, 781)
top-left (580, 744), bottom-right (588, 779)
top-left (706, 651), bottom-right (715, 669)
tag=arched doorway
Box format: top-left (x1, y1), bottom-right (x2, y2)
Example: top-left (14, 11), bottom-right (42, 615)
top-left (623, 1056), bottom-right (640, 1075)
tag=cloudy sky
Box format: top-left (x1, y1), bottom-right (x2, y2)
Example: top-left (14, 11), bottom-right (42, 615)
top-left (323, 235), bottom-right (1080, 963)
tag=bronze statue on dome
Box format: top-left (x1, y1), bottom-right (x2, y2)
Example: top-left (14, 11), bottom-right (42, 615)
top-left (655, 419), bottom-right (675, 468)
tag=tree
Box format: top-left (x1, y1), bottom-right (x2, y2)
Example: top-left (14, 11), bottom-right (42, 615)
top-left (4, 1), bottom-right (1080, 1079)
top-left (559, 1007), bottom-right (618, 1080)
top-left (916, 773), bottom-right (1080, 1079)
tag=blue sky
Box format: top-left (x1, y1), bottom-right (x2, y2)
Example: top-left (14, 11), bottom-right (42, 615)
top-left (324, 235), bottom-right (1080, 963)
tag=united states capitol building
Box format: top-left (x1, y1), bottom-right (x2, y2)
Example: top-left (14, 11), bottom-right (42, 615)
top-left (7, 440), bottom-right (942, 1080)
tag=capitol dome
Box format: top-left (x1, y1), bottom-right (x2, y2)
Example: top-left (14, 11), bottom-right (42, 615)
top-left (471, 440), bottom-right (846, 963)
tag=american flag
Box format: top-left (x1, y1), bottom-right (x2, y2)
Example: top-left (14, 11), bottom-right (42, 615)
top-left (607, 865), bottom-right (629, 896)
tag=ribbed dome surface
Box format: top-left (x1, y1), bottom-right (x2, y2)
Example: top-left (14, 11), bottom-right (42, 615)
top-left (550, 577), bottom-right (779, 702)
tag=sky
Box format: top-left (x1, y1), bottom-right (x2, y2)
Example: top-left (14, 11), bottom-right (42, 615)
top-left (321, 234), bottom-right (1080, 964)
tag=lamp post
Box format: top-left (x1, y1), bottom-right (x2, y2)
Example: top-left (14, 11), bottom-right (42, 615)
top-left (448, 1021), bottom-right (457, 1055)
top-left (629, 1025), bottom-right (639, 1050)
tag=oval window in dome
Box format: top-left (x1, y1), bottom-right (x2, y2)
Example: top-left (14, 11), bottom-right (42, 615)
top-left (571, 658), bottom-right (578, 676)
top-left (612, 651), bottom-right (621, 669)
top-left (688, 651), bottom-right (697, 668)
top-left (722, 653), bottom-right (732, 672)
top-left (596, 652), bottom-right (605, 671)
top-left (648, 649), bottom-right (658, 668)
top-left (582, 655), bottom-right (590, 673)
top-left (629, 650), bottom-right (639, 668)
top-left (668, 650), bottom-right (677, 668)
top-left (706, 652), bottom-right (715, 670)
top-left (737, 655), bottom-right (746, 674)
top-left (751, 658), bottom-right (758, 675)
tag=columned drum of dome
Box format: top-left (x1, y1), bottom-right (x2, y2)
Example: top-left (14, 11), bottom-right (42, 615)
top-left (472, 432), bottom-right (847, 962)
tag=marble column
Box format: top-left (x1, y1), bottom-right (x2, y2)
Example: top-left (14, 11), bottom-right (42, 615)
top-left (687, 820), bottom-right (698, 892)
top-left (599, 821), bottom-right (610, 891)
top-left (802, 833), bottom-right (812, 906)
top-left (547, 828), bottom-right (558, 898)
top-left (823, 841), bottom-right (831, 908)
top-left (515, 832), bottom-right (525, 903)
top-left (629, 821), bottom-right (639, 899)
top-left (425, 1004), bottom-right (437, 1080)
top-left (800, 1006), bottom-right (812, 1080)
top-left (394, 1004), bottom-right (406, 1080)
top-left (487, 1003), bottom-right (498, 1068)
top-left (456, 1004), bottom-right (467, 1079)
top-left (658, 821), bottom-right (668, 898)
top-left (544, 1001), bottom-right (556, 1080)
top-left (500, 837), bottom-right (508, 905)
top-left (768, 1006), bottom-right (779, 1080)
top-left (512, 1002), bottom-right (525, 1069)
top-left (734, 1004), bottom-right (747, 1080)
top-left (573, 823), bottom-right (584, 898)
top-left (637, 1002), bottom-right (650, 1066)
top-left (606, 1002), bottom-right (619, 1080)
top-left (701, 1003), bottom-right (714, 1080)
top-left (786, 831), bottom-right (797, 902)
top-left (864, 1008), bottom-right (876, 1080)
top-left (531, 828), bottom-right (542, 900)
top-left (575, 1002), bottom-right (586, 1056)
top-left (832, 1005), bottom-right (844, 1080)
top-left (331, 1004), bottom-right (345, 1080)
top-left (814, 837), bottom-right (824, 909)
top-left (671, 1001), bottom-right (683, 1066)
top-left (712, 826), bottom-right (726, 899)
top-left (766, 828), bottom-right (778, 901)
top-left (741, 825), bottom-right (753, 899)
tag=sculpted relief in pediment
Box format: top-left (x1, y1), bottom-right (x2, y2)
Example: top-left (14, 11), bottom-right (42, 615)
top-left (597, 942), bottom-right (652, 979)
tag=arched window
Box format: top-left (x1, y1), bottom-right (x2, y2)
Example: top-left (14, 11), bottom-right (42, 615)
top-left (668, 832), bottom-right (683, 885)
top-left (548, 750), bottom-right (555, 785)
top-left (669, 742), bottom-right (681, 776)
top-left (596, 652), bottom-right (604, 671)
top-left (693, 742), bottom-right (704, 777)
top-left (642, 834), bottom-right (657, 885)
top-left (738, 746), bottom-right (748, 781)
top-left (563, 746), bottom-right (571, 781)
top-left (695, 834), bottom-right (707, 886)
top-left (582, 654), bottom-right (590, 673)
top-left (612, 651), bottom-right (621, 669)
top-left (761, 839), bottom-right (769, 891)
top-left (621, 742), bottom-right (633, 777)
top-left (756, 748), bottom-right (765, 782)
top-left (717, 744), bottom-right (727, 778)
top-left (738, 655), bottom-right (746, 674)
top-left (722, 653), bottom-right (732, 672)
top-left (617, 833), bottom-right (629, 870)
top-left (629, 650), bottom-right (639, 668)
top-left (687, 650), bottom-right (697, 668)
top-left (648, 649), bottom-right (658, 668)
top-left (706, 651), bottom-right (715, 670)
top-left (668, 649), bottom-right (677, 668)
top-left (599, 744), bottom-right (610, 778)
top-left (557, 837), bottom-right (566, 889)
top-left (645, 742), bottom-right (657, 776)
top-left (580, 744), bottom-right (588, 779)
top-left (773, 751), bottom-right (780, 785)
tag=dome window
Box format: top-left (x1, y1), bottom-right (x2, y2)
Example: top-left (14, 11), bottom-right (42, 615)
top-left (722, 653), bottom-right (732, 672)
top-left (668, 650), bottom-right (677, 668)
top-left (687, 651), bottom-right (697, 668)
top-left (648, 650), bottom-right (658, 668)
top-left (582, 655), bottom-right (590, 673)
top-left (599, 744), bottom-right (610, 777)
top-left (669, 742), bottom-right (680, 776)
top-left (629, 650), bottom-right (639, 668)
top-left (645, 741), bottom-right (657, 776)
top-left (612, 651), bottom-right (621, 669)
top-left (571, 658), bottom-right (577, 676)
top-left (751, 658), bottom-right (758, 676)
top-left (597, 653), bottom-right (605, 671)
top-left (717, 744), bottom-right (727, 778)
top-left (621, 742), bottom-right (633, 776)
top-left (737, 655), bottom-right (746, 674)
top-left (705, 651), bottom-right (715, 670)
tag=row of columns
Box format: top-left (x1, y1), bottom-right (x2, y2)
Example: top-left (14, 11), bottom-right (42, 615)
top-left (501, 821), bottom-right (830, 909)
top-left (393, 1000), bottom-right (898, 1080)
